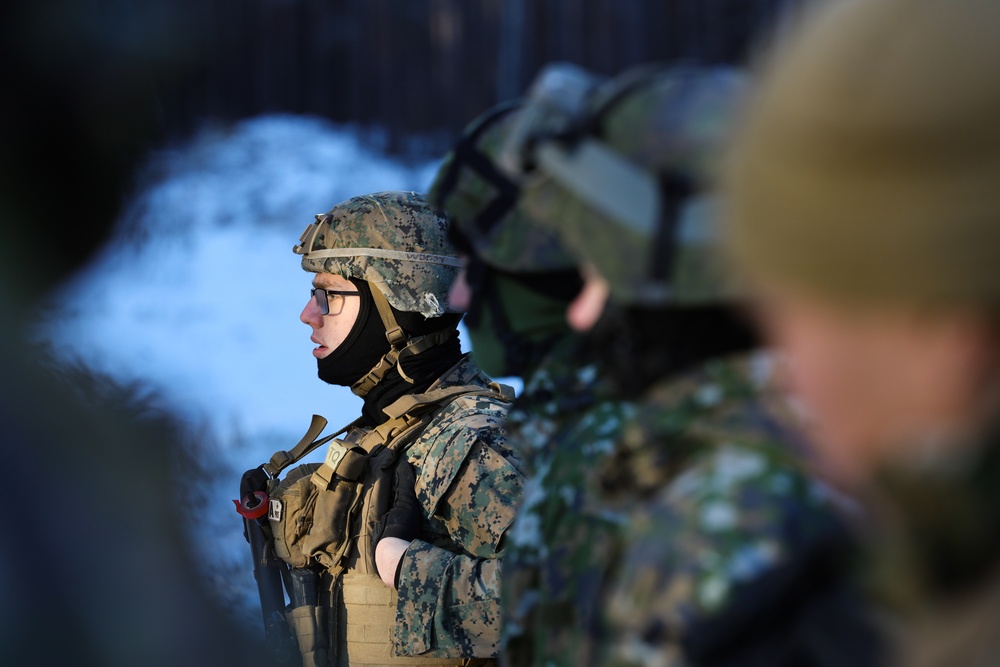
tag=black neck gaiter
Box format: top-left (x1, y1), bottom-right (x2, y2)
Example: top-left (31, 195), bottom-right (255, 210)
top-left (317, 278), bottom-right (464, 426)
top-left (317, 279), bottom-right (390, 387)
top-left (361, 332), bottom-right (464, 426)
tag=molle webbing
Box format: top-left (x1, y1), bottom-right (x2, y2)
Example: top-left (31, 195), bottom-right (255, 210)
top-left (288, 603), bottom-right (329, 667)
top-left (264, 414), bottom-right (356, 478)
top-left (335, 574), bottom-right (472, 667)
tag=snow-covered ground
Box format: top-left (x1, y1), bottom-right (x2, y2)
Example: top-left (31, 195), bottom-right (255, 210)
top-left (37, 115), bottom-right (512, 620)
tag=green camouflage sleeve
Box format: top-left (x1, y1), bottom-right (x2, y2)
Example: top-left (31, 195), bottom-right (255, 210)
top-left (393, 540), bottom-right (504, 657)
top-left (395, 431), bottom-right (524, 657)
top-left (603, 443), bottom-right (837, 666)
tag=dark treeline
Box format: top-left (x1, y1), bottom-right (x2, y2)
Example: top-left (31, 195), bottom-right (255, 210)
top-left (161, 0), bottom-right (801, 156)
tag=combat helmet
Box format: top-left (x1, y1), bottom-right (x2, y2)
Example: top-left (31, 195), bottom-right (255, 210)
top-left (513, 64), bottom-right (748, 307)
top-left (293, 191), bottom-right (463, 396)
top-left (428, 101), bottom-right (579, 273)
top-left (430, 94), bottom-right (605, 379)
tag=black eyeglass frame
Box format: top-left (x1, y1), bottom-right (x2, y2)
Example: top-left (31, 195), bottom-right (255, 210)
top-left (311, 287), bottom-right (361, 316)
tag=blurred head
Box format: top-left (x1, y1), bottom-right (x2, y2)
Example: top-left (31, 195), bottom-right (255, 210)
top-left (754, 289), bottom-right (1000, 484)
top-left (0, 3), bottom-right (264, 664)
top-left (520, 64), bottom-right (749, 321)
top-left (490, 64), bottom-right (759, 397)
top-left (293, 191), bottom-right (464, 395)
top-left (430, 102), bottom-right (580, 277)
top-left (726, 0), bottom-right (1000, 483)
top-left (430, 101), bottom-right (583, 377)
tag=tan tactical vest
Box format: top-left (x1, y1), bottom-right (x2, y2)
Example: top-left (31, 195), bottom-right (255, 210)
top-left (264, 382), bottom-right (509, 667)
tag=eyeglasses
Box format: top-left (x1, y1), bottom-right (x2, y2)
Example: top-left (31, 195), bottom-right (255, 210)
top-left (311, 287), bottom-right (360, 316)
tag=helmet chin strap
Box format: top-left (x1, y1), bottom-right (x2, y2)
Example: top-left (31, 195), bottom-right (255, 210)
top-left (350, 286), bottom-right (455, 399)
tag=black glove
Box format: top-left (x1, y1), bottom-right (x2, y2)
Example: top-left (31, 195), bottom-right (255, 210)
top-left (376, 459), bottom-right (423, 544)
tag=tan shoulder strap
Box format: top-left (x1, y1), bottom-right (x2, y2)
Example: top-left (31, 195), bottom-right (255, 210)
top-left (262, 414), bottom-right (361, 478)
top-left (264, 377), bottom-right (512, 477)
top-left (489, 381), bottom-right (517, 401)
top-left (357, 381), bottom-right (510, 458)
top-left (351, 287), bottom-right (459, 397)
top-left (382, 382), bottom-right (509, 420)
top-left (350, 287), bottom-right (407, 398)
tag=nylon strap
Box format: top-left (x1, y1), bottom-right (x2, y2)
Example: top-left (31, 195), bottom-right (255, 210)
top-left (434, 101), bottom-right (523, 240)
top-left (650, 174), bottom-right (693, 282)
top-left (382, 383), bottom-right (510, 420)
top-left (369, 285), bottom-right (407, 348)
top-left (351, 288), bottom-right (407, 398)
top-left (535, 138), bottom-right (660, 236)
top-left (351, 288), bottom-right (459, 398)
top-left (264, 414), bottom-right (348, 478)
top-left (395, 330), bottom-right (455, 383)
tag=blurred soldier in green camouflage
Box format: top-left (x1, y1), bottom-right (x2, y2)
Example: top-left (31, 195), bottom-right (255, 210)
top-left (725, 0), bottom-right (1000, 664)
top-left (514, 64), bottom-right (882, 666)
top-left (246, 191), bottom-right (523, 665)
top-left (429, 92), bottom-right (636, 667)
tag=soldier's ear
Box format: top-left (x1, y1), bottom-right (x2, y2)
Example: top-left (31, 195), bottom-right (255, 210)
top-left (567, 269), bottom-right (609, 333)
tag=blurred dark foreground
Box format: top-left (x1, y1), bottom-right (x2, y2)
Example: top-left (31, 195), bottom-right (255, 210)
top-left (0, 1), bottom-right (269, 664)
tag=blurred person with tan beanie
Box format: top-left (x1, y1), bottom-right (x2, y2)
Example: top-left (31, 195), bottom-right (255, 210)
top-left (726, 0), bottom-right (1000, 664)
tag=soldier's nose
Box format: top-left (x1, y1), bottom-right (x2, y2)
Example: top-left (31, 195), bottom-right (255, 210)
top-left (301, 297), bottom-right (322, 327)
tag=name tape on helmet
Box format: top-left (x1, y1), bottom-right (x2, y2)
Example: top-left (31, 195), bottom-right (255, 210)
top-left (302, 247), bottom-right (463, 267)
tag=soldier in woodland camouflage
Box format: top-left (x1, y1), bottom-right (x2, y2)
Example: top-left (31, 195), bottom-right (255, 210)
top-left (244, 191), bottom-right (523, 666)
top-left (725, 1), bottom-right (1000, 664)
top-left (515, 64), bottom-right (883, 666)
top-left (429, 92), bottom-right (635, 667)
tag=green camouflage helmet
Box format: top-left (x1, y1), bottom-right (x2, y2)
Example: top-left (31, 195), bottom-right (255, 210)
top-left (428, 102), bottom-right (579, 273)
top-left (293, 191), bottom-right (462, 318)
top-left (521, 64), bottom-right (748, 306)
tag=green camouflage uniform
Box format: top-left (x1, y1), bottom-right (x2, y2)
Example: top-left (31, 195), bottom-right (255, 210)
top-left (871, 429), bottom-right (1000, 667)
top-left (499, 337), bottom-right (634, 667)
top-left (600, 354), bottom-right (853, 666)
top-left (513, 65), bottom-right (879, 665)
top-left (429, 97), bottom-right (635, 667)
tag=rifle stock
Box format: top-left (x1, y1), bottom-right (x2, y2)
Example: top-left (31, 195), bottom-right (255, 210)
top-left (237, 478), bottom-right (299, 665)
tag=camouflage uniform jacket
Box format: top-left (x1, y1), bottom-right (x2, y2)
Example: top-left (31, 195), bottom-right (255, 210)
top-left (871, 425), bottom-right (1000, 667)
top-left (499, 336), bottom-right (635, 667)
top-left (602, 351), bottom-right (871, 667)
top-left (373, 355), bottom-right (526, 657)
